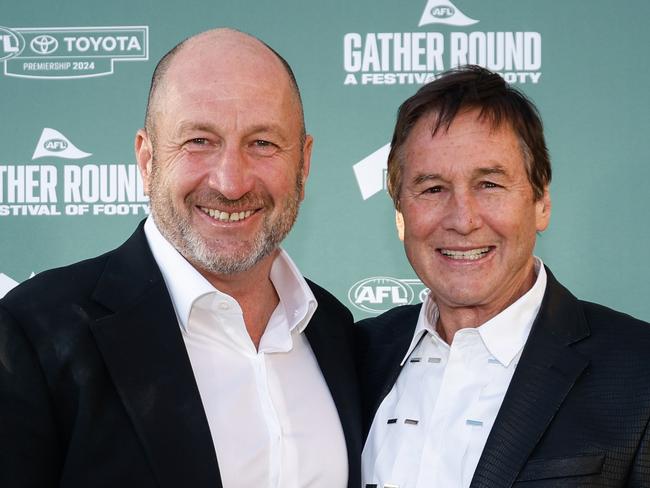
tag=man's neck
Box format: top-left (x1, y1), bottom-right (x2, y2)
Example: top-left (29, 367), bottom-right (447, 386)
top-left (435, 266), bottom-right (537, 344)
top-left (198, 251), bottom-right (280, 350)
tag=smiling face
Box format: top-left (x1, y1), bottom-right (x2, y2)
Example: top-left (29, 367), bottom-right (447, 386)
top-left (136, 30), bottom-right (311, 278)
top-left (398, 109), bottom-right (550, 323)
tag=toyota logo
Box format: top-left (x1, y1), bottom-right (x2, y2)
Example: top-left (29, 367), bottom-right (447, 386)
top-left (30, 35), bottom-right (58, 55)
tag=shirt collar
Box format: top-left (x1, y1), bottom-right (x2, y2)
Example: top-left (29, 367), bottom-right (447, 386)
top-left (144, 216), bottom-right (317, 333)
top-left (269, 247), bottom-right (318, 334)
top-left (400, 258), bottom-right (546, 367)
top-left (477, 259), bottom-right (546, 366)
top-left (400, 293), bottom-right (440, 366)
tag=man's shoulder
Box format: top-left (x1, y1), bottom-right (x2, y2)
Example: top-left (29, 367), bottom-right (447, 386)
top-left (545, 272), bottom-right (650, 372)
top-left (581, 299), bottom-right (649, 328)
top-left (579, 299), bottom-right (650, 355)
top-left (1, 222), bottom-right (150, 317)
top-left (544, 267), bottom-right (650, 351)
top-left (1, 251), bottom-right (113, 313)
top-left (356, 304), bottom-right (422, 342)
top-left (0, 249), bottom-right (122, 353)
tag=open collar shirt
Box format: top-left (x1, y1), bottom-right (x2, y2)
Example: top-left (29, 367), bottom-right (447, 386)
top-left (144, 217), bottom-right (348, 488)
top-left (362, 259), bottom-right (547, 488)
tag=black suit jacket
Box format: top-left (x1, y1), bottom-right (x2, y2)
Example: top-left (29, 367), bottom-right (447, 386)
top-left (357, 268), bottom-right (650, 487)
top-left (0, 224), bottom-right (361, 488)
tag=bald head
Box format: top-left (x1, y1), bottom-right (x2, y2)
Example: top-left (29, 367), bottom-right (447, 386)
top-left (144, 28), bottom-right (305, 145)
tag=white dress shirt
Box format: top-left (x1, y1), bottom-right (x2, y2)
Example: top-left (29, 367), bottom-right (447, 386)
top-left (144, 217), bottom-right (348, 488)
top-left (362, 259), bottom-right (547, 488)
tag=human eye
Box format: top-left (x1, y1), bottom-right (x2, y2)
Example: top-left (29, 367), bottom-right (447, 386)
top-left (182, 137), bottom-right (214, 153)
top-left (422, 185), bottom-right (443, 194)
top-left (187, 138), bottom-right (209, 146)
top-left (250, 139), bottom-right (279, 156)
top-left (479, 181), bottom-right (502, 189)
top-left (412, 184), bottom-right (445, 202)
top-left (253, 139), bottom-right (277, 148)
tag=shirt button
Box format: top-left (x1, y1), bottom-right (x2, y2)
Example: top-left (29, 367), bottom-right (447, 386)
top-left (218, 302), bottom-right (230, 311)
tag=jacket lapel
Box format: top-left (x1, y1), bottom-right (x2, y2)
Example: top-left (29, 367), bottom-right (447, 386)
top-left (89, 225), bottom-right (222, 488)
top-left (363, 305), bottom-right (421, 433)
top-left (305, 304), bottom-right (362, 488)
top-left (470, 269), bottom-right (590, 488)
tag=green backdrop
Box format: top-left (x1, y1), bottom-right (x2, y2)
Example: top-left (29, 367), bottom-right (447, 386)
top-left (1, 0), bottom-right (648, 322)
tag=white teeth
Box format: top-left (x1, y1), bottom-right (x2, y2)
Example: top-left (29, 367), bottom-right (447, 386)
top-left (440, 247), bottom-right (490, 260)
top-left (200, 207), bottom-right (253, 222)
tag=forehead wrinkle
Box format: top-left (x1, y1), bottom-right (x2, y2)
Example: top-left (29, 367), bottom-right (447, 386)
top-left (165, 99), bottom-right (244, 137)
top-left (473, 165), bottom-right (508, 177)
top-left (160, 81), bottom-right (298, 133)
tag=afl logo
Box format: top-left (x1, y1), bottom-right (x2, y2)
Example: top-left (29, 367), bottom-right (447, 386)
top-left (348, 276), bottom-right (415, 314)
top-left (430, 5), bottom-right (455, 18)
top-left (0, 26), bottom-right (25, 61)
top-left (43, 139), bottom-right (68, 152)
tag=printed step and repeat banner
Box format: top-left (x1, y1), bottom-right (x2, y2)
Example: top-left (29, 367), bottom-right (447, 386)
top-left (1, 0), bottom-right (648, 321)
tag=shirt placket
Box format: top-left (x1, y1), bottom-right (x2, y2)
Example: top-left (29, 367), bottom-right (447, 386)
top-left (384, 338), bottom-right (447, 488)
top-left (208, 296), bottom-right (283, 488)
top-left (457, 333), bottom-right (495, 487)
top-left (416, 330), bottom-right (485, 487)
top-left (252, 352), bottom-right (283, 488)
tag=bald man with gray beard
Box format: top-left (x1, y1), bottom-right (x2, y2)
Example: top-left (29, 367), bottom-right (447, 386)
top-left (0, 29), bottom-right (361, 488)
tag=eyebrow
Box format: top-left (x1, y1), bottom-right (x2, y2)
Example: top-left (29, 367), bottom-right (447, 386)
top-left (473, 165), bottom-right (508, 177)
top-left (412, 173), bottom-right (444, 186)
top-left (409, 165), bottom-right (509, 186)
top-left (249, 123), bottom-right (282, 133)
top-left (174, 121), bottom-right (286, 139)
top-left (174, 121), bottom-right (218, 135)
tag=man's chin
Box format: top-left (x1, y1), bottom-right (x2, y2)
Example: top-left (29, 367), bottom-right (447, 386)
top-left (185, 242), bottom-right (275, 276)
top-left (430, 285), bottom-right (492, 309)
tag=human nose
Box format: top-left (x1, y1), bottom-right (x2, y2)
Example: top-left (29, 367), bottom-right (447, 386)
top-left (441, 189), bottom-right (482, 234)
top-left (205, 145), bottom-right (254, 200)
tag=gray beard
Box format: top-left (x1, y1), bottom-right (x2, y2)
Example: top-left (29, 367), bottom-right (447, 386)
top-left (148, 165), bottom-right (302, 276)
